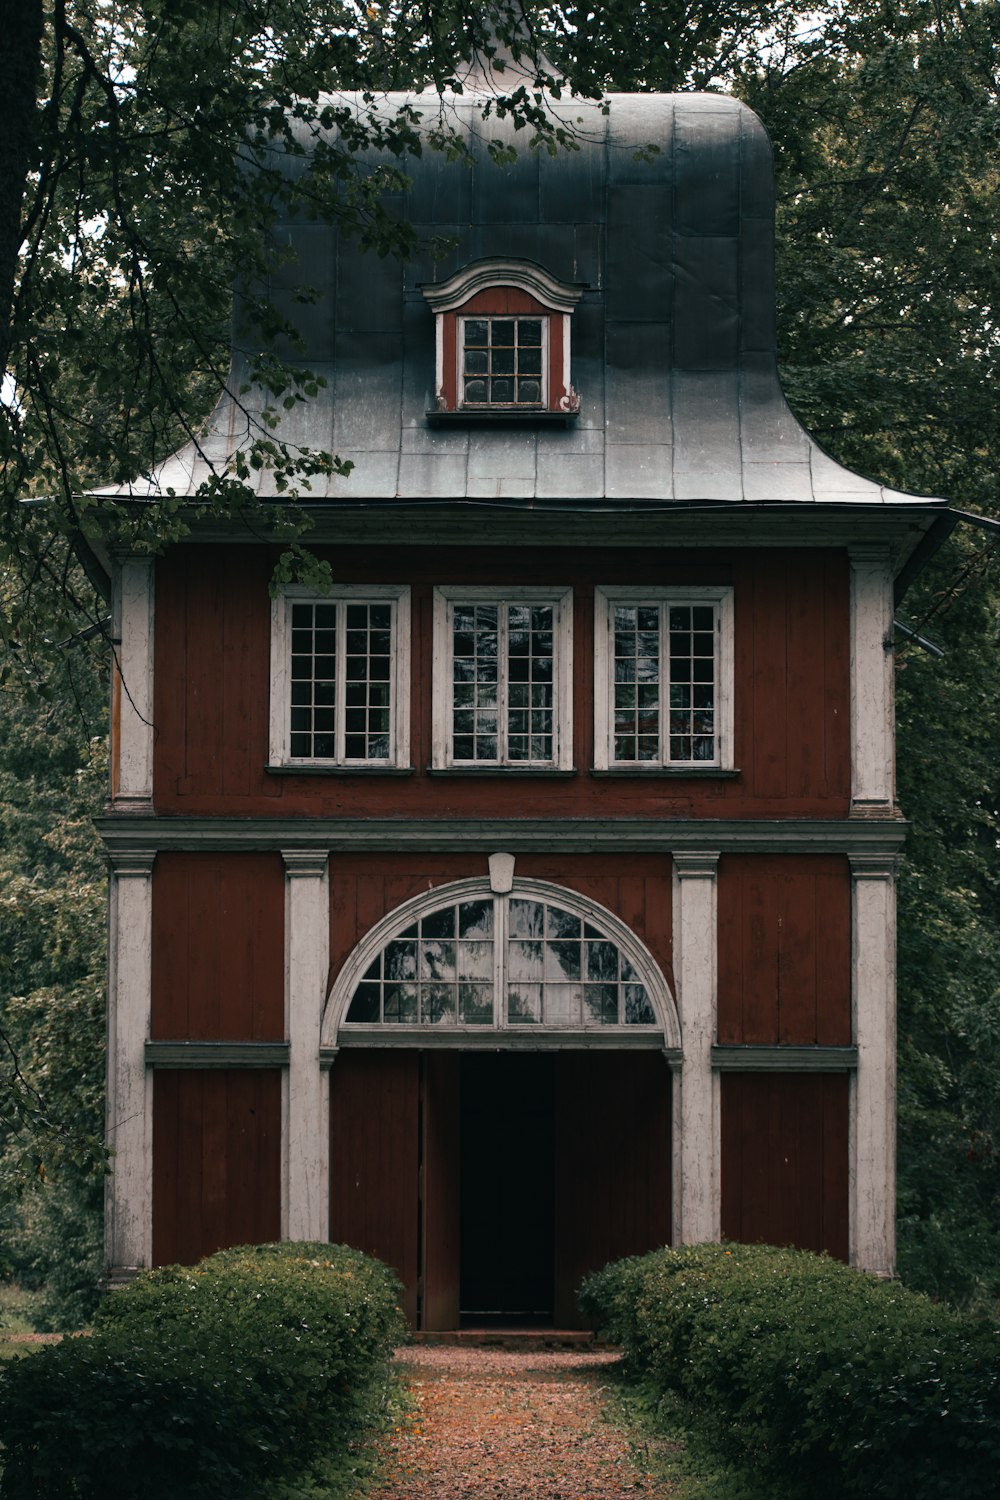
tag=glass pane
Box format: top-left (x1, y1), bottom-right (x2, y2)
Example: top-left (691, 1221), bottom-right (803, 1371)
top-left (465, 320), bottom-right (488, 345)
top-left (492, 320), bottom-right (515, 345)
top-left (383, 941), bottom-right (416, 981)
top-left (544, 940), bottom-right (581, 981)
top-left (458, 940), bottom-right (493, 979)
top-left (508, 940), bottom-right (543, 981)
top-left (507, 984), bottom-right (541, 1023)
top-left (420, 940), bottom-right (456, 982)
top-left (624, 985), bottom-right (655, 1025)
top-left (518, 320), bottom-right (542, 345)
top-left (383, 982), bottom-right (418, 1023)
top-left (459, 900), bottom-right (494, 939)
top-left (422, 984), bottom-right (456, 1024)
top-left (544, 984), bottom-right (582, 1025)
top-left (509, 899), bottom-right (544, 939)
top-left (422, 906), bottom-right (455, 940)
top-left (345, 983), bottom-right (380, 1023)
top-left (460, 983), bottom-right (494, 1024)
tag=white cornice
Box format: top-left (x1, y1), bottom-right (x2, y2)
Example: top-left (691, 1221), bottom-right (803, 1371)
top-left (97, 815), bottom-right (909, 856)
top-left (419, 257), bottom-right (585, 314)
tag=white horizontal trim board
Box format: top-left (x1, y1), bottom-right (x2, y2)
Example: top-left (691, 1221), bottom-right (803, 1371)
top-left (711, 1045), bottom-right (858, 1071)
top-left (97, 815), bottom-right (910, 856)
top-left (144, 1041), bottom-right (290, 1068)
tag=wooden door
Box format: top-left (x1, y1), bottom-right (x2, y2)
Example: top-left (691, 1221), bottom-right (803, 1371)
top-left (554, 1052), bottom-right (672, 1327)
top-left (328, 1050), bottom-right (420, 1325)
top-left (422, 1052), bottom-right (461, 1331)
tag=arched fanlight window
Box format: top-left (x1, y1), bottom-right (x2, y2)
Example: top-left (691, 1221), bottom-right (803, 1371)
top-left (332, 880), bottom-right (675, 1043)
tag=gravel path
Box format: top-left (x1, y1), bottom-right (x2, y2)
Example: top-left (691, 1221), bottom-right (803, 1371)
top-left (369, 1345), bottom-right (673, 1499)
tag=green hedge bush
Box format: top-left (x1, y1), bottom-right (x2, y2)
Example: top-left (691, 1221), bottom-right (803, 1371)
top-left (0, 1241), bottom-right (405, 1499)
top-left (580, 1243), bottom-right (1000, 1500)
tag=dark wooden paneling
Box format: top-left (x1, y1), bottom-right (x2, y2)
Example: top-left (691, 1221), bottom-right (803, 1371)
top-left (154, 545), bottom-right (850, 819)
top-left (152, 1069), bottom-right (282, 1266)
top-left (720, 1072), bottom-right (849, 1261)
top-left (422, 1053), bottom-right (461, 1332)
top-left (554, 1053), bottom-right (672, 1327)
top-left (717, 855), bottom-right (851, 1046)
top-left (151, 853), bottom-right (285, 1040)
top-left (328, 1051), bottom-right (421, 1326)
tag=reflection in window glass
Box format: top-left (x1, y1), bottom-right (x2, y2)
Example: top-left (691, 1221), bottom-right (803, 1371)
top-left (452, 605), bottom-right (554, 764)
top-left (289, 599), bottom-right (393, 762)
top-left (345, 894), bottom-right (656, 1028)
top-left (345, 899), bottom-right (494, 1025)
top-left (612, 600), bottom-right (717, 764)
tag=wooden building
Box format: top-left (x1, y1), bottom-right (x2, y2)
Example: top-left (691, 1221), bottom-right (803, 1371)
top-left (94, 68), bottom-right (951, 1327)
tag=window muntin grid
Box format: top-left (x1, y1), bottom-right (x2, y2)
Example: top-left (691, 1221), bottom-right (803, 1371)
top-left (506, 898), bottom-right (655, 1026)
top-left (343, 894), bottom-right (656, 1029)
top-left (451, 601), bottom-right (555, 765)
top-left (288, 599), bottom-right (394, 763)
top-left (460, 316), bottom-right (546, 406)
top-left (612, 600), bottom-right (719, 765)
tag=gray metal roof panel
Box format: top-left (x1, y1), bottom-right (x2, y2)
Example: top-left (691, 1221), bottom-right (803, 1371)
top-left (99, 90), bottom-right (946, 509)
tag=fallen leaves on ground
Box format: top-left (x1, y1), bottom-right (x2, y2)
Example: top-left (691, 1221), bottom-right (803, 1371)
top-left (368, 1346), bottom-right (675, 1498)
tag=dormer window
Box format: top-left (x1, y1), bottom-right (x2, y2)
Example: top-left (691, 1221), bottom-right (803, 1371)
top-left (421, 258), bottom-right (583, 421)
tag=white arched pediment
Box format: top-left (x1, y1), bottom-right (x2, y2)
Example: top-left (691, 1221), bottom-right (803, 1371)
top-left (323, 877), bottom-right (679, 1050)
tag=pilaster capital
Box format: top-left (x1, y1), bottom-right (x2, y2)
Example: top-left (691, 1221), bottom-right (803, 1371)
top-left (282, 849), bottom-right (330, 879)
top-left (673, 851), bottom-right (720, 880)
top-left (109, 848), bottom-right (157, 878)
top-left (849, 852), bottom-right (899, 880)
top-left (848, 543), bottom-right (892, 570)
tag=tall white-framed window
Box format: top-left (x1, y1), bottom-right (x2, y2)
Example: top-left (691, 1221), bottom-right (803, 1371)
top-left (269, 585), bottom-right (410, 768)
top-left (432, 586), bottom-right (574, 770)
top-left (594, 586), bottom-right (734, 770)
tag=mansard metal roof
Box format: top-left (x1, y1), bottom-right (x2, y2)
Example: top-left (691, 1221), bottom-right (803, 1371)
top-left (119, 87), bottom-right (945, 509)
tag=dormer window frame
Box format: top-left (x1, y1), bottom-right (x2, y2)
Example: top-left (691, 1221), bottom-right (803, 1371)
top-left (421, 258), bottom-right (584, 422)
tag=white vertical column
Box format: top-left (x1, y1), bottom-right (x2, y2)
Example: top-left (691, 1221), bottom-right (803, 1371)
top-left (112, 557), bottom-right (155, 811)
top-left (105, 849), bottom-right (155, 1280)
top-left (850, 853), bottom-right (898, 1276)
top-left (282, 850), bottom-right (330, 1242)
top-left (850, 546), bottom-right (895, 815)
top-left (673, 851), bottom-right (721, 1244)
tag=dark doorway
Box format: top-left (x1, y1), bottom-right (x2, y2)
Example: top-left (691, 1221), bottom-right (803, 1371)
top-left (459, 1053), bottom-right (555, 1326)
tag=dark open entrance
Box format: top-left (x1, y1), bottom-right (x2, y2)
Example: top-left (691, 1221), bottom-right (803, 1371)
top-left (330, 1049), bottom-right (672, 1332)
top-left (459, 1053), bottom-right (555, 1326)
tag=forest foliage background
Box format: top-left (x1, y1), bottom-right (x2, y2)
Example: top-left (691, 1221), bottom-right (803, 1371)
top-left (1, 0), bottom-right (998, 1326)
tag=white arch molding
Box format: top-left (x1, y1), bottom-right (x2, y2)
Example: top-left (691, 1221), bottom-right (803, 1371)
top-left (322, 876), bottom-right (680, 1052)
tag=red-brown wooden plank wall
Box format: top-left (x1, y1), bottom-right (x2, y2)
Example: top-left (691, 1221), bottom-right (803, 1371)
top-left (153, 545), bottom-right (850, 818)
top-left (554, 1052), bottom-right (672, 1326)
top-left (720, 1073), bottom-right (849, 1260)
top-left (717, 855), bottom-right (851, 1045)
top-left (151, 853), bottom-right (285, 1040)
top-left (152, 1069), bottom-right (282, 1265)
top-left (328, 1050), bottom-right (421, 1326)
top-left (327, 852), bottom-right (675, 999)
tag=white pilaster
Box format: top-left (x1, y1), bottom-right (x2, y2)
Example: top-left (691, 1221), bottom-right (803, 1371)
top-left (282, 850), bottom-right (330, 1242)
top-left (673, 851), bottom-right (721, 1244)
top-left (849, 546), bottom-right (895, 814)
top-left (105, 849), bottom-right (155, 1276)
top-left (850, 853), bottom-right (898, 1276)
top-left (112, 557), bottom-right (155, 810)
